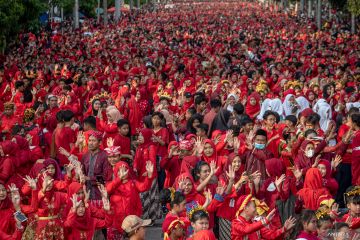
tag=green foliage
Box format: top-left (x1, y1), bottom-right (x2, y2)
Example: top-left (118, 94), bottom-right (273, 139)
top-left (0, 0), bottom-right (47, 52)
top-left (348, 0), bottom-right (360, 16)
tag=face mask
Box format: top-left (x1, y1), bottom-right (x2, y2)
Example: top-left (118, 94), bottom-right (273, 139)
top-left (254, 143), bottom-right (266, 150)
top-left (306, 149), bottom-right (314, 158)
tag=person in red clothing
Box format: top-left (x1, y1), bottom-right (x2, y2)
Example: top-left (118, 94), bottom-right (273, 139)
top-left (261, 111), bottom-right (280, 158)
top-left (97, 106), bottom-right (122, 148)
top-left (339, 186), bottom-right (360, 230)
top-left (231, 194), bottom-right (295, 240)
top-left (163, 215), bottom-right (186, 240)
top-left (349, 113), bottom-right (360, 186)
top-left (192, 230), bottom-right (216, 240)
top-left (54, 110), bottom-right (76, 166)
top-left (317, 159), bottom-right (339, 196)
top-left (113, 119), bottom-right (132, 162)
top-left (63, 192), bottom-right (113, 240)
top-left (0, 102), bottom-right (22, 139)
top-left (106, 160), bottom-right (154, 240)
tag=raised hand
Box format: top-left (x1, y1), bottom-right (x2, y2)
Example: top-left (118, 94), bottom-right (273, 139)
top-left (226, 165), bottom-right (235, 181)
top-left (58, 147), bottom-right (70, 157)
top-left (23, 176), bottom-right (37, 190)
top-left (209, 161), bottom-right (219, 176)
top-left (107, 137), bottom-right (114, 147)
top-left (42, 175), bottom-right (54, 192)
top-left (118, 166), bottom-right (129, 180)
top-left (284, 216), bottom-right (297, 231)
top-left (178, 177), bottom-right (187, 191)
top-left (145, 161), bottom-right (154, 178)
top-left (83, 185), bottom-right (90, 204)
top-left (312, 155), bottom-right (321, 168)
top-left (213, 135), bottom-right (221, 145)
top-left (70, 194), bottom-right (81, 210)
top-left (195, 137), bottom-right (204, 154)
top-left (225, 130), bottom-right (234, 143)
top-left (331, 155), bottom-right (342, 169)
top-left (98, 184), bottom-right (108, 199)
top-left (102, 197), bottom-right (111, 211)
top-left (292, 167), bottom-right (303, 182)
top-left (8, 183), bottom-right (19, 194)
top-left (233, 137), bottom-right (240, 152)
top-left (274, 174), bottom-right (286, 189)
top-left (203, 189), bottom-right (213, 207)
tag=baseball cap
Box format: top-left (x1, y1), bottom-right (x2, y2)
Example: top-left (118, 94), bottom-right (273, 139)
top-left (121, 215), bottom-right (152, 234)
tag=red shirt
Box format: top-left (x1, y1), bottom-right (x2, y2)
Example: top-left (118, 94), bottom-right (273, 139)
top-left (55, 126), bottom-right (76, 166)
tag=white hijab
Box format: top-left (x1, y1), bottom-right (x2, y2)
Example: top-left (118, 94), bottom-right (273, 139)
top-left (313, 99), bottom-right (332, 132)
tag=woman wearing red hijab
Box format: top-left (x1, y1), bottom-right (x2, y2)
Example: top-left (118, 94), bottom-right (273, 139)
top-left (245, 92), bottom-right (261, 120)
top-left (317, 159), bottom-right (339, 196)
top-left (258, 158), bottom-right (293, 228)
top-left (33, 174), bottom-right (67, 239)
top-left (0, 141), bottom-right (19, 186)
top-left (174, 173), bottom-right (224, 232)
top-left (217, 153), bottom-right (247, 240)
top-left (63, 191), bottom-right (113, 240)
top-left (199, 139), bottom-right (226, 177)
top-left (106, 160), bottom-right (154, 239)
top-left (134, 128), bottom-right (161, 222)
top-left (123, 94), bottom-right (143, 135)
top-left (0, 182), bottom-right (23, 239)
top-left (297, 168), bottom-right (331, 210)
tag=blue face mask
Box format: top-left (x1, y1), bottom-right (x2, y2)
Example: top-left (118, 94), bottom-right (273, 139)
top-left (254, 143), bottom-right (266, 150)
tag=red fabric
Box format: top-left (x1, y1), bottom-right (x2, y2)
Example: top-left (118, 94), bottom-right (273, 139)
top-left (54, 126), bottom-right (76, 166)
top-left (318, 160), bottom-right (338, 196)
top-left (192, 230), bottom-right (216, 240)
top-left (297, 168), bottom-right (331, 210)
top-left (351, 130), bottom-right (360, 185)
top-left (245, 92), bottom-right (261, 119)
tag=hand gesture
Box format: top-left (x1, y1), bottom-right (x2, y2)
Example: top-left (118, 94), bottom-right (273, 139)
top-left (213, 135), bottom-right (221, 145)
top-left (70, 194), bottom-right (82, 210)
top-left (274, 174), bottom-right (286, 189)
top-left (83, 185), bottom-right (90, 204)
top-left (331, 155), bottom-right (342, 169)
top-left (58, 147), bottom-right (70, 157)
top-left (145, 161), bottom-right (154, 178)
top-left (107, 137), bottom-right (114, 147)
top-left (284, 216), bottom-right (297, 231)
top-left (226, 165), bottom-right (235, 181)
top-left (23, 176), bottom-right (37, 190)
top-left (118, 166), bottom-right (129, 180)
top-left (238, 172), bottom-right (249, 185)
top-left (233, 137), bottom-right (240, 152)
top-left (292, 167), bottom-right (303, 182)
top-left (178, 176), bottom-right (187, 191)
top-left (312, 155), bottom-right (321, 168)
top-left (209, 161), bottom-right (219, 176)
top-left (216, 183), bottom-right (225, 196)
top-left (8, 183), bottom-right (19, 194)
top-left (11, 191), bottom-right (21, 208)
top-left (102, 197), bottom-right (110, 211)
top-left (195, 137), bottom-right (204, 154)
top-left (225, 130), bottom-right (233, 143)
top-left (42, 175), bottom-right (54, 192)
top-left (204, 189), bottom-right (213, 206)
top-left (266, 208), bottom-right (276, 222)
top-left (250, 171), bottom-right (261, 183)
top-left (76, 131), bottom-right (85, 146)
top-left (329, 203), bottom-right (340, 219)
top-left (98, 184), bottom-right (108, 199)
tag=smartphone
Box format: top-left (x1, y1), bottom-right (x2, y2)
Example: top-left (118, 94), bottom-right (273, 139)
top-left (96, 175), bottom-right (105, 184)
top-left (14, 211), bottom-right (27, 223)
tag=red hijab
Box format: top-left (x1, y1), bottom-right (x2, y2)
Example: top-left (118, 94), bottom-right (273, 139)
top-left (202, 139), bottom-right (217, 164)
top-left (297, 168), bottom-right (330, 210)
top-left (265, 158), bottom-right (285, 180)
top-left (174, 173), bottom-right (203, 203)
top-left (245, 92), bottom-right (261, 119)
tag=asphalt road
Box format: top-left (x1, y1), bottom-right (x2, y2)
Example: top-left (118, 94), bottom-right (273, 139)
top-left (145, 219), bottom-right (163, 239)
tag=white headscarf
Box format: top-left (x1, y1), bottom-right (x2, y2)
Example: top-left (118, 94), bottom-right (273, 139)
top-left (257, 99), bottom-right (272, 120)
top-left (313, 99), bottom-right (332, 132)
top-left (346, 102), bottom-right (360, 111)
top-left (296, 96), bottom-right (310, 112)
top-left (269, 98), bottom-right (284, 117)
top-left (283, 94), bottom-right (297, 116)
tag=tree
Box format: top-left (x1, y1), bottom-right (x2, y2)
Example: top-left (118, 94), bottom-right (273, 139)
top-left (348, 0), bottom-right (359, 33)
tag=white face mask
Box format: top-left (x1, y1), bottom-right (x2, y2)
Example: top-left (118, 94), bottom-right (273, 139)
top-left (306, 149), bottom-right (314, 158)
top-left (267, 182), bottom-right (276, 192)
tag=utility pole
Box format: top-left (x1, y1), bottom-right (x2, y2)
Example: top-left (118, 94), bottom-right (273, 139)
top-left (103, 0), bottom-right (108, 25)
top-left (307, 0), bottom-right (312, 18)
top-left (130, 0), bottom-right (133, 11)
top-left (74, 0), bottom-right (79, 29)
top-left (115, 0), bottom-right (121, 21)
top-left (316, 0), bottom-right (321, 30)
top-left (300, 0), bottom-right (304, 14)
top-left (351, 13), bottom-right (356, 34)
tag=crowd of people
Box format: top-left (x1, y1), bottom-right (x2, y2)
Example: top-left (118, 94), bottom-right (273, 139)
top-left (0, 0), bottom-right (360, 239)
